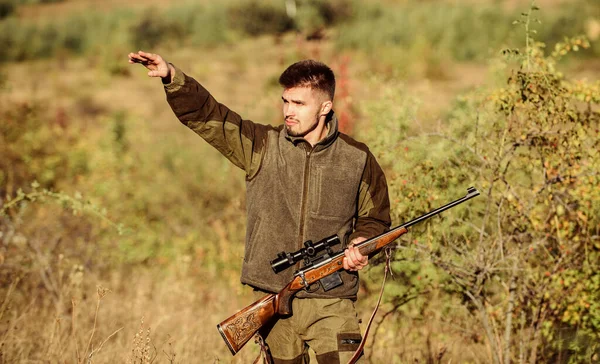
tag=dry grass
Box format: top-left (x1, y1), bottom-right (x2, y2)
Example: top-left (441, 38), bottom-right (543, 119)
top-left (2, 2), bottom-right (597, 361)
top-left (15, 0), bottom-right (193, 20)
top-left (0, 267), bottom-right (263, 363)
top-left (0, 250), bottom-right (490, 363)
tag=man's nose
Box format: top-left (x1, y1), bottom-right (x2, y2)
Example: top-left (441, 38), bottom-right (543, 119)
top-left (284, 104), bottom-right (295, 116)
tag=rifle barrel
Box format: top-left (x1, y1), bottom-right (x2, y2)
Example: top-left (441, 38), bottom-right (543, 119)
top-left (298, 187), bottom-right (480, 274)
top-left (401, 186), bottom-right (479, 229)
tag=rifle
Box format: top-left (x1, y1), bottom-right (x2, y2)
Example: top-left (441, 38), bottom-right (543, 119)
top-left (217, 187), bottom-right (480, 355)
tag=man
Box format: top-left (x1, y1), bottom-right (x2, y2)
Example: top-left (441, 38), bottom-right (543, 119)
top-left (128, 51), bottom-right (391, 363)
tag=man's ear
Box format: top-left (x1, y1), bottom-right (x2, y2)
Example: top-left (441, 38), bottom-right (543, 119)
top-left (320, 100), bottom-right (333, 116)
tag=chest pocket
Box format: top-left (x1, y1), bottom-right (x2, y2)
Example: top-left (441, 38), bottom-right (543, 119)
top-left (309, 165), bottom-right (360, 219)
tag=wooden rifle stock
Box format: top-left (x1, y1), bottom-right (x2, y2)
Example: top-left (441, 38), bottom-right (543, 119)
top-left (217, 187), bottom-right (480, 355)
top-left (217, 294), bottom-right (276, 355)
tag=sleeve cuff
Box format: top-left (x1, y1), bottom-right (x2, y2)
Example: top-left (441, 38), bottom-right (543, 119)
top-left (163, 63), bottom-right (185, 93)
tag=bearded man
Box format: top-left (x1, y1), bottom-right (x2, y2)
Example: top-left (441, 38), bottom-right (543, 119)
top-left (129, 50), bottom-right (391, 364)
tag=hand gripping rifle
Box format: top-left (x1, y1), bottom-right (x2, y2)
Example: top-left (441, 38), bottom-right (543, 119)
top-left (217, 187), bottom-right (480, 355)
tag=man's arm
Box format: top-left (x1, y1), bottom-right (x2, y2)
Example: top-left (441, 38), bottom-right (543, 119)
top-left (128, 50), bottom-right (268, 178)
top-left (343, 150), bottom-right (392, 271)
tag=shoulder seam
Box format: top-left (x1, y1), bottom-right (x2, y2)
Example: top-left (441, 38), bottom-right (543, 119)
top-left (246, 125), bottom-right (281, 181)
top-left (337, 133), bottom-right (370, 154)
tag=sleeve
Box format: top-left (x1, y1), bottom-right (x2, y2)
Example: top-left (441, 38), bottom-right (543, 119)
top-left (163, 65), bottom-right (270, 178)
top-left (349, 150), bottom-right (392, 241)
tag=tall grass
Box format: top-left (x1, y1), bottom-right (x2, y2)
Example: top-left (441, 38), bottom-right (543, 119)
top-left (334, 0), bottom-right (599, 76)
top-left (0, 0), bottom-right (350, 63)
top-left (1, 0), bottom-right (596, 65)
top-left (0, 3), bottom-right (227, 63)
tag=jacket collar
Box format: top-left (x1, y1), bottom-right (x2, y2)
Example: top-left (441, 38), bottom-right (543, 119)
top-left (284, 110), bottom-right (339, 152)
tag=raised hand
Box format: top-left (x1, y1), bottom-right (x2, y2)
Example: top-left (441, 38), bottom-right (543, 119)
top-left (128, 50), bottom-right (173, 81)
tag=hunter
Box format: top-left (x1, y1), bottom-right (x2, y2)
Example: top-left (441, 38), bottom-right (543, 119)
top-left (128, 50), bottom-right (391, 364)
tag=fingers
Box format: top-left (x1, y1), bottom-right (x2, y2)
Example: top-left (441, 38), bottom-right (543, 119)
top-left (343, 243), bottom-right (368, 272)
top-left (127, 51), bottom-right (162, 65)
top-left (138, 50), bottom-right (158, 61)
top-left (128, 51), bottom-right (149, 64)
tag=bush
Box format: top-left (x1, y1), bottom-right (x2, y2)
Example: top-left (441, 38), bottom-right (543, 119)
top-left (359, 7), bottom-right (599, 363)
top-left (0, 0), bottom-right (15, 20)
top-left (130, 8), bottom-right (185, 50)
top-left (293, 0), bottom-right (354, 35)
top-left (228, 1), bottom-right (294, 36)
top-left (164, 3), bottom-right (231, 47)
top-left (0, 101), bottom-right (89, 197)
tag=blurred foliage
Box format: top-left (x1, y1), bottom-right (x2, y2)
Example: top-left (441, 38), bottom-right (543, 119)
top-left (360, 5), bottom-right (600, 362)
top-left (335, 0), bottom-right (600, 76)
top-left (0, 100), bottom-right (88, 197)
top-left (130, 8), bottom-right (182, 51)
top-left (0, 0), bottom-right (63, 19)
top-left (0, 0), bottom-right (354, 63)
top-left (15, 0), bottom-right (64, 3)
top-left (228, 1), bottom-right (294, 36)
top-left (165, 2), bottom-right (230, 48)
top-left (1, 0), bottom-right (597, 68)
top-left (1, 0), bottom-right (599, 362)
top-left (0, 0), bottom-right (16, 20)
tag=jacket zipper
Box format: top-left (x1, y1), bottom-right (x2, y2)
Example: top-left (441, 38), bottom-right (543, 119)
top-left (297, 146), bottom-right (312, 263)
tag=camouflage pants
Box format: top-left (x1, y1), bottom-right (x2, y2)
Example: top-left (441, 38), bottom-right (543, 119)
top-left (256, 294), bottom-right (365, 364)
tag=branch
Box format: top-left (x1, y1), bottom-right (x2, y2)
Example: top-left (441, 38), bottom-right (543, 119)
top-left (397, 131), bottom-right (488, 164)
top-left (87, 327), bottom-right (124, 363)
top-left (503, 261), bottom-right (518, 364)
top-left (464, 290), bottom-right (502, 364)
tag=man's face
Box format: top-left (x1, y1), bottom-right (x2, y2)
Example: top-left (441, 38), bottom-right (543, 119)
top-left (282, 87), bottom-right (329, 139)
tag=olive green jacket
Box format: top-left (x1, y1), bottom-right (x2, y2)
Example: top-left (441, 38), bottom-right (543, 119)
top-left (164, 67), bottom-right (391, 299)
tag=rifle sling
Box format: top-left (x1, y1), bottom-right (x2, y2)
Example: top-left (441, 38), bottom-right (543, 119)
top-left (253, 333), bottom-right (273, 364)
top-left (251, 251), bottom-right (391, 364)
top-left (347, 248), bottom-right (392, 364)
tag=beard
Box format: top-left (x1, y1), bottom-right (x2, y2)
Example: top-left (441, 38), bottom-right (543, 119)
top-left (285, 117), bottom-right (319, 138)
top-left (285, 124), bottom-right (302, 137)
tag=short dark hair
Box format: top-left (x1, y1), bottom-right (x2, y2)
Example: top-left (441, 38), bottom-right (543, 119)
top-left (279, 60), bottom-right (335, 100)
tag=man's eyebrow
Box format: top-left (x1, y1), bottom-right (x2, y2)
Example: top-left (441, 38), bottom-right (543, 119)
top-left (282, 96), bottom-right (305, 104)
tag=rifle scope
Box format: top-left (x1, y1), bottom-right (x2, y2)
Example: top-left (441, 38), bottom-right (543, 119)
top-left (271, 235), bottom-right (340, 273)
